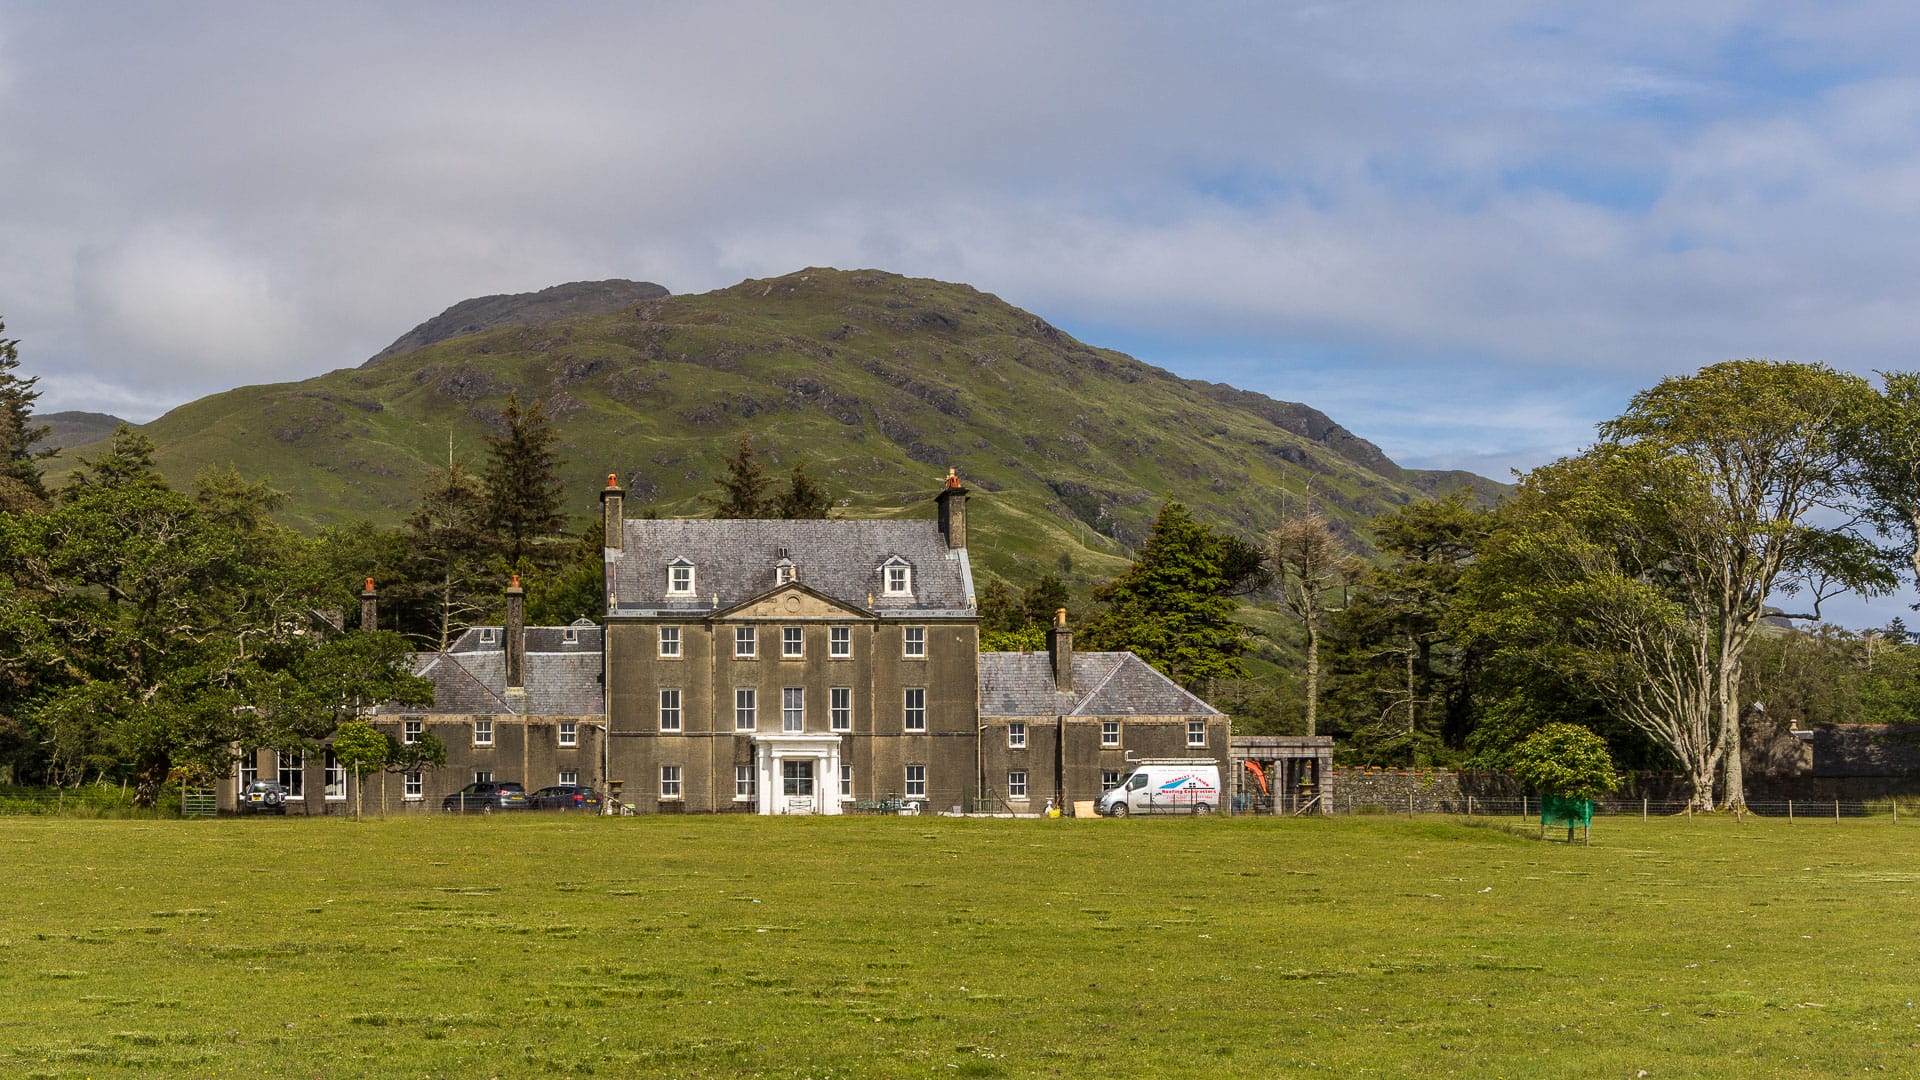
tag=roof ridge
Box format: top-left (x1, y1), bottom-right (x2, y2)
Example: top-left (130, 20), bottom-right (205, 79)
top-left (1068, 655), bottom-right (1128, 716)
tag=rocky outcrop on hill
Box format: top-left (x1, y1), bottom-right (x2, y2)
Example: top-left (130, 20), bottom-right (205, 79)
top-left (364, 279), bottom-right (669, 366)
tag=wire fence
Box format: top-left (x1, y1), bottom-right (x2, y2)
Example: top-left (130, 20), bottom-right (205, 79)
top-left (1318, 792), bottom-right (1901, 820)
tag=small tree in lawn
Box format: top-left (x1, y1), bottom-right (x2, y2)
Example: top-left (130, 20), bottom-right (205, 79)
top-left (1507, 723), bottom-right (1619, 844)
top-left (383, 731), bottom-right (447, 814)
top-left (330, 719), bottom-right (388, 820)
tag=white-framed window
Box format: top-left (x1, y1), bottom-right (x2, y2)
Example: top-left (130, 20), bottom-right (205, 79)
top-left (1101, 769), bottom-right (1121, 791)
top-left (735, 764), bottom-right (756, 800)
top-left (1008, 771), bottom-right (1028, 799)
top-left (903, 688), bottom-right (926, 731)
top-left (735, 626), bottom-right (756, 658)
top-left (904, 764), bottom-right (926, 798)
top-left (660, 765), bottom-right (682, 799)
top-left (783, 687), bottom-right (804, 732)
top-left (559, 770), bottom-right (578, 786)
top-left (735, 688), bottom-right (757, 731)
top-left (563, 624), bottom-right (578, 644)
top-left (660, 689), bottom-right (682, 731)
top-left (559, 720), bottom-right (578, 747)
top-left (474, 770), bottom-right (492, 783)
top-left (659, 625), bottom-right (681, 658)
top-left (1188, 720), bottom-right (1208, 747)
top-left (830, 687), bottom-right (852, 732)
top-left (1008, 722), bottom-right (1026, 749)
top-left (883, 561), bottom-right (912, 596)
top-left (480, 627), bottom-right (497, 644)
top-left (904, 626), bottom-right (926, 658)
top-left (782, 626), bottom-right (803, 658)
top-left (474, 718), bottom-right (493, 746)
top-left (1101, 720), bottom-right (1120, 747)
top-left (776, 561), bottom-right (795, 585)
top-left (402, 718), bottom-right (422, 745)
top-left (667, 560), bottom-right (695, 596)
top-left (325, 750), bottom-right (346, 800)
top-left (279, 750), bottom-right (304, 796)
top-left (840, 764), bottom-right (853, 798)
top-left (239, 753), bottom-right (258, 789)
top-left (404, 771), bottom-right (422, 800)
top-left (830, 626), bottom-right (851, 658)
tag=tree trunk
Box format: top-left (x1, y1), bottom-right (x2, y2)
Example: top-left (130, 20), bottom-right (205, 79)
top-left (1304, 624), bottom-right (1319, 737)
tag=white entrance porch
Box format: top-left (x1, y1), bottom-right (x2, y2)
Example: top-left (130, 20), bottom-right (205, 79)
top-left (751, 733), bottom-right (844, 815)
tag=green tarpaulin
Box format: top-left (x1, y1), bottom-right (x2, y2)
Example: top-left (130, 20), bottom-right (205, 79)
top-left (1540, 795), bottom-right (1592, 828)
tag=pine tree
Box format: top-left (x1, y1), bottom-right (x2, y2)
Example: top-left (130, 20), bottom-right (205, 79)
top-left (482, 394), bottom-right (567, 568)
top-left (0, 317), bottom-right (50, 514)
top-left (775, 458), bottom-right (833, 518)
top-left (710, 437), bottom-right (773, 518)
top-left (1081, 502), bottom-right (1256, 692)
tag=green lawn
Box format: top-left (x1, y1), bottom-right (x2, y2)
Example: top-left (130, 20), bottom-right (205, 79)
top-left (1, 813), bottom-right (1914, 1078)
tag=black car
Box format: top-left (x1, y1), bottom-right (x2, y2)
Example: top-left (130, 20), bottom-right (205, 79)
top-left (527, 784), bottom-right (602, 811)
top-left (237, 780), bottom-right (290, 815)
top-left (442, 781), bottom-right (529, 814)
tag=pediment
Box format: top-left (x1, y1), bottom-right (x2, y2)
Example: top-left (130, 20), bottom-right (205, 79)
top-left (716, 581), bottom-right (872, 621)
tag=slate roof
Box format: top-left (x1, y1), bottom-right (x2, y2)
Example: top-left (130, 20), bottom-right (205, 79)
top-left (977, 652), bottom-right (1223, 718)
top-left (610, 518), bottom-right (973, 616)
top-left (376, 619), bottom-right (604, 717)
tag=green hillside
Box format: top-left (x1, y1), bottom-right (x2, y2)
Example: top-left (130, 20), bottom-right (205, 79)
top-left (50, 267), bottom-right (1496, 587)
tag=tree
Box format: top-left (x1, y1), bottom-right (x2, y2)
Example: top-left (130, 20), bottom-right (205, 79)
top-left (710, 437), bottom-right (773, 518)
top-left (382, 730), bottom-right (448, 815)
top-left (775, 459), bottom-right (833, 518)
top-left (330, 719), bottom-right (388, 820)
top-left (0, 316), bottom-right (49, 514)
top-left (403, 446), bottom-right (493, 649)
top-left (1506, 722), bottom-right (1618, 843)
top-left (1269, 506), bottom-right (1359, 736)
top-left (1322, 493), bottom-right (1490, 764)
top-left (482, 393), bottom-right (568, 569)
top-left (1844, 371), bottom-right (1920, 589)
top-left (1081, 502), bottom-right (1258, 692)
top-left (1600, 360), bottom-right (1889, 810)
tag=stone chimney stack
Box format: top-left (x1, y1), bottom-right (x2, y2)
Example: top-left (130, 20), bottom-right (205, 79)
top-left (935, 467), bottom-right (968, 551)
top-left (1047, 608), bottom-right (1073, 694)
top-left (360, 578), bottom-right (378, 632)
top-left (600, 473), bottom-right (625, 552)
top-left (505, 574), bottom-right (526, 692)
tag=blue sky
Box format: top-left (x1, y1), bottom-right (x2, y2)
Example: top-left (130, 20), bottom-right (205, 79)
top-left (4, 3), bottom-right (1920, 619)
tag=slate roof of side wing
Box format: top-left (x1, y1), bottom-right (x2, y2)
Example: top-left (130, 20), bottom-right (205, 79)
top-left (977, 652), bottom-right (1223, 718)
top-left (611, 518), bottom-right (972, 615)
top-left (374, 621), bottom-right (605, 716)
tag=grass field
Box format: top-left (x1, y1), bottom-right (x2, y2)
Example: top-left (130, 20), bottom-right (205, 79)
top-left (2, 814), bottom-right (1915, 1079)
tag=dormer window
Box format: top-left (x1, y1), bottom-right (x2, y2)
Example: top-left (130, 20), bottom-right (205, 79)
top-left (563, 626), bottom-right (578, 644)
top-left (881, 558), bottom-right (912, 597)
top-left (776, 558), bottom-right (796, 585)
top-left (480, 627), bottom-right (497, 644)
top-left (667, 559), bottom-right (696, 596)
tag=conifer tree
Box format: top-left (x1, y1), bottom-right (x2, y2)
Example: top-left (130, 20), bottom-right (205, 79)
top-left (1081, 502), bottom-right (1258, 692)
top-left (711, 436), bottom-right (773, 518)
top-left (482, 393), bottom-right (568, 568)
top-left (0, 317), bottom-right (49, 514)
top-left (405, 445), bottom-right (492, 650)
top-left (775, 458), bottom-right (833, 518)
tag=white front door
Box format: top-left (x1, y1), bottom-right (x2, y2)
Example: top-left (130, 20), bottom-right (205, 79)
top-left (782, 759), bottom-right (816, 815)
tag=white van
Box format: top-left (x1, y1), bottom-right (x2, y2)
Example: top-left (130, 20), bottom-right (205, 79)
top-left (1095, 760), bottom-right (1220, 817)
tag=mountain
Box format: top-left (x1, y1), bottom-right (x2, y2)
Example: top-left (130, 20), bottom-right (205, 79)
top-left (365, 279), bottom-right (670, 365)
top-left (47, 268), bottom-right (1500, 584)
top-left (33, 411), bottom-right (127, 453)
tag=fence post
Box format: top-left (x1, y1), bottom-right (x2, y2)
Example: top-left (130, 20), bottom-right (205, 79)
top-left (1836, 799), bottom-right (1841, 822)
top-left (1641, 797), bottom-right (1647, 823)
top-left (1408, 792), bottom-right (1414, 817)
top-left (1467, 795), bottom-right (1473, 817)
top-left (1788, 800), bottom-right (1794, 823)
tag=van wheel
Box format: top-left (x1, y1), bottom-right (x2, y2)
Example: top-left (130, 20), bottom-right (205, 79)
top-left (1109, 803), bottom-right (1129, 818)
top-left (1194, 802), bottom-right (1214, 816)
